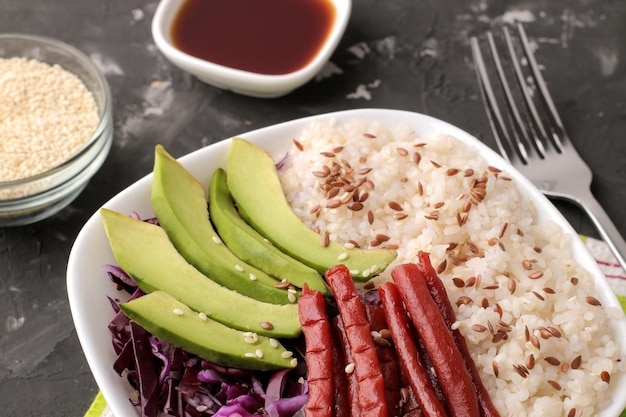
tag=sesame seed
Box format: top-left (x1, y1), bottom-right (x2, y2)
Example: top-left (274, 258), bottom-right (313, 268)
top-left (212, 235), bottom-right (222, 244)
top-left (290, 358), bottom-right (298, 367)
top-left (269, 338), bottom-right (279, 348)
top-left (260, 321), bottom-right (274, 330)
top-left (235, 264), bottom-right (245, 272)
top-left (255, 349), bottom-right (264, 358)
top-left (0, 57), bottom-right (99, 188)
top-left (196, 405), bottom-right (209, 412)
top-left (249, 273), bottom-right (257, 281)
top-left (287, 292), bottom-right (297, 303)
top-left (337, 252), bottom-right (348, 261)
top-left (198, 312), bottom-right (208, 321)
top-left (172, 308), bottom-right (184, 316)
top-left (244, 352), bottom-right (257, 358)
top-left (345, 363), bottom-right (355, 374)
top-left (281, 350), bottom-right (294, 358)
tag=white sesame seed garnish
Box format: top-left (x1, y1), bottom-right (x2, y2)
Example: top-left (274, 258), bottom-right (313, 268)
top-left (249, 273), bottom-right (257, 281)
top-left (244, 336), bottom-right (256, 344)
top-left (281, 350), bottom-right (294, 358)
top-left (337, 252), bottom-right (348, 261)
top-left (288, 292), bottom-right (297, 303)
top-left (290, 358), bottom-right (298, 367)
top-left (255, 349), bottom-right (264, 358)
top-left (345, 363), bottom-right (355, 374)
top-left (269, 338), bottom-right (279, 348)
top-left (198, 312), bottom-right (208, 321)
top-left (362, 268), bottom-right (371, 278)
top-left (344, 242), bottom-right (355, 249)
top-left (196, 405), bottom-right (209, 412)
top-left (350, 269), bottom-right (360, 276)
top-left (235, 264), bottom-right (245, 272)
top-left (212, 235), bottom-right (222, 244)
top-left (172, 308), bottom-right (184, 316)
top-left (244, 352), bottom-right (257, 358)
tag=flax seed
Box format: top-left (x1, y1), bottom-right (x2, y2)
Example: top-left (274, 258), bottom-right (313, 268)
top-left (571, 355), bottom-right (582, 370)
top-left (320, 231), bottom-right (330, 247)
top-left (585, 296), bottom-right (602, 306)
top-left (547, 380), bottom-right (561, 390)
top-left (472, 324), bottom-right (488, 332)
top-left (452, 277), bottom-right (465, 288)
top-left (545, 357), bottom-right (561, 366)
top-left (492, 360), bottom-right (499, 377)
top-left (393, 212), bottom-right (408, 221)
top-left (600, 371), bottom-right (610, 383)
top-left (388, 201), bottom-right (403, 211)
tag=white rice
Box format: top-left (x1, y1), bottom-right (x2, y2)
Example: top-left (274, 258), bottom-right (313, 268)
top-left (277, 117), bottom-right (625, 417)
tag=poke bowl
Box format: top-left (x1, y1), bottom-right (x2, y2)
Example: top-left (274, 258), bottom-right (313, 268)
top-left (67, 109), bottom-right (626, 417)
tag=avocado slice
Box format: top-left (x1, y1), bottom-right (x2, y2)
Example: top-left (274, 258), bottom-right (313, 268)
top-left (100, 208), bottom-right (301, 338)
top-left (151, 145), bottom-right (296, 305)
top-left (226, 137), bottom-right (397, 281)
top-left (209, 168), bottom-right (330, 295)
top-left (120, 291), bottom-right (297, 371)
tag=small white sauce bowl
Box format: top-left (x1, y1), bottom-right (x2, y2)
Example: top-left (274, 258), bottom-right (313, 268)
top-left (151, 0), bottom-right (351, 98)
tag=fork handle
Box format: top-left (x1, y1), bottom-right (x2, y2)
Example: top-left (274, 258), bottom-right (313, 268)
top-left (568, 189), bottom-right (626, 274)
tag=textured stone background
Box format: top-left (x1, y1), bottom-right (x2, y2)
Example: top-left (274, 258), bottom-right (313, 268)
top-left (1, 0), bottom-right (625, 415)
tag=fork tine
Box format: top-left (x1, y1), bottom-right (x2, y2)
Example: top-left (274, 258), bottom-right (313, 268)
top-left (516, 23), bottom-right (565, 152)
top-left (470, 35), bottom-right (525, 163)
top-left (503, 26), bottom-right (547, 157)
top-left (484, 30), bottom-right (539, 164)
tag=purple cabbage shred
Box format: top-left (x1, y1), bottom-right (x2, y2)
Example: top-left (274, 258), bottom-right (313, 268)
top-left (106, 264), bottom-right (307, 417)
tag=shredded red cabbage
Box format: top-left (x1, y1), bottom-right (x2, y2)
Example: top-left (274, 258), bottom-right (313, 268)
top-left (105, 265), bottom-right (308, 417)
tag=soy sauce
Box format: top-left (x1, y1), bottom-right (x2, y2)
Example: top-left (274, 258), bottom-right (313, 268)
top-left (170, 0), bottom-right (336, 75)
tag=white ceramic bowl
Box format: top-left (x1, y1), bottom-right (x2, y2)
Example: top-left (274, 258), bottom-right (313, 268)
top-left (67, 109), bottom-right (626, 417)
top-left (151, 0), bottom-right (351, 98)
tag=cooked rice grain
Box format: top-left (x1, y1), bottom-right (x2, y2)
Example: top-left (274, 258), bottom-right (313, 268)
top-left (277, 117), bottom-right (625, 417)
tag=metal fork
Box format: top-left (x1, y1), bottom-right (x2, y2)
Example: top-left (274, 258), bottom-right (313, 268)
top-left (470, 23), bottom-right (626, 273)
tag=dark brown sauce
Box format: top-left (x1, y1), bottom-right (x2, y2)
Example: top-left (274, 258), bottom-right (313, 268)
top-left (170, 0), bottom-right (336, 75)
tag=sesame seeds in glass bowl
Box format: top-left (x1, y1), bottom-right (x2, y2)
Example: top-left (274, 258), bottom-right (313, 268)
top-left (0, 33), bottom-right (113, 226)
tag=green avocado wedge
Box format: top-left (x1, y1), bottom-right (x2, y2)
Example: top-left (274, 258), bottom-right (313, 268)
top-left (120, 291), bottom-right (297, 371)
top-left (209, 168), bottom-right (330, 295)
top-left (100, 208), bottom-right (302, 338)
top-left (151, 145), bottom-right (296, 305)
top-left (227, 137), bottom-right (398, 281)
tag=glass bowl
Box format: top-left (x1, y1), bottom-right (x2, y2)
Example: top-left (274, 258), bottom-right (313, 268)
top-left (0, 33), bottom-right (113, 227)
